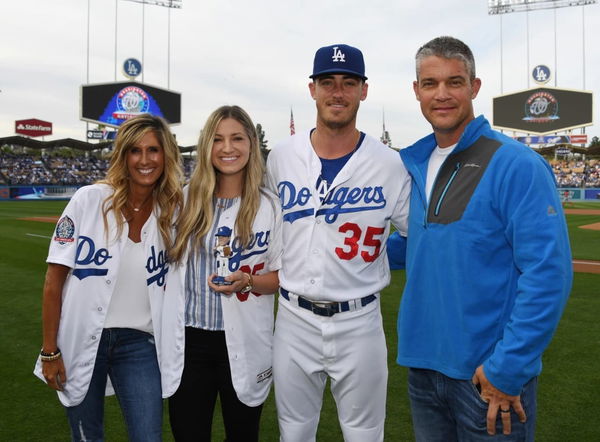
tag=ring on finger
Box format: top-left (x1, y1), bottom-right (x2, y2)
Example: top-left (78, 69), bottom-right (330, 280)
top-left (500, 408), bottom-right (510, 413)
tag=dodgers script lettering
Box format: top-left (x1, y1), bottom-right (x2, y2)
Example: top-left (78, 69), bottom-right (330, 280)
top-left (72, 235), bottom-right (112, 280)
top-left (278, 181), bottom-right (387, 224)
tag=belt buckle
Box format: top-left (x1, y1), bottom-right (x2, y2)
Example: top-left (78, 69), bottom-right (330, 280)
top-left (311, 301), bottom-right (337, 317)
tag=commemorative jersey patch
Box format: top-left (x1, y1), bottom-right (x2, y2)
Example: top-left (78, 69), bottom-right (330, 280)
top-left (54, 216), bottom-right (75, 244)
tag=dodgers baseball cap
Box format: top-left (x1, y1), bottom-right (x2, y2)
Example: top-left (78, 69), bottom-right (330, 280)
top-left (310, 44), bottom-right (367, 81)
top-left (216, 226), bottom-right (232, 237)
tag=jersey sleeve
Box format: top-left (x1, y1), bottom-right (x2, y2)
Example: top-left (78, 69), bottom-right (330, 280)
top-left (390, 157), bottom-right (411, 236)
top-left (46, 189), bottom-right (86, 268)
top-left (263, 192), bottom-right (283, 273)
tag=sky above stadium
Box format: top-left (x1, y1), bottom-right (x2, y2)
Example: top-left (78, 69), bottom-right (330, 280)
top-left (1, 0), bottom-right (599, 149)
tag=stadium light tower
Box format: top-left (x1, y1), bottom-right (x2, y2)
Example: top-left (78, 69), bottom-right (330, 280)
top-left (124, 0), bottom-right (182, 87)
top-left (488, 0), bottom-right (596, 15)
top-left (489, 0), bottom-right (597, 141)
top-left (124, 0), bottom-right (182, 6)
top-left (489, 0), bottom-right (596, 91)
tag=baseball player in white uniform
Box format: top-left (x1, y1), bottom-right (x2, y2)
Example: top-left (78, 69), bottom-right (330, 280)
top-left (266, 44), bottom-right (411, 442)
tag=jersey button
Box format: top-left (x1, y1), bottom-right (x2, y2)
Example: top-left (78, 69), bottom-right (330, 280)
top-left (91, 335), bottom-right (96, 340)
top-left (97, 307), bottom-right (102, 312)
top-left (106, 279), bottom-right (111, 285)
top-left (310, 279), bottom-right (315, 284)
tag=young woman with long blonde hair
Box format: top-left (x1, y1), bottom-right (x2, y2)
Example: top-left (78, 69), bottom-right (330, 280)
top-left (162, 105), bottom-right (281, 442)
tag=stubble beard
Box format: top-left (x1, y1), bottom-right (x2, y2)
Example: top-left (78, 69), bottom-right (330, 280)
top-left (319, 103), bottom-right (360, 131)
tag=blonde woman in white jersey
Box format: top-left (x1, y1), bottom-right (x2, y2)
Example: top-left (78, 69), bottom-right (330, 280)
top-left (34, 114), bottom-right (183, 441)
top-left (163, 105), bottom-right (282, 442)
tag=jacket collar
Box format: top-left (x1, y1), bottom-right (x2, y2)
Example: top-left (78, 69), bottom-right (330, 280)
top-left (400, 115), bottom-right (489, 168)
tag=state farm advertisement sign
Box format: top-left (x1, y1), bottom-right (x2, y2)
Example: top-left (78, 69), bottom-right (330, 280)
top-left (15, 118), bottom-right (53, 137)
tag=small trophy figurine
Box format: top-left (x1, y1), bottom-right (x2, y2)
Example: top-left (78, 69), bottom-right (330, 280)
top-left (213, 226), bottom-right (233, 285)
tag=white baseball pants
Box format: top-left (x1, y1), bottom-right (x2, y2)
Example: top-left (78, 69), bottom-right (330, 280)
top-left (273, 294), bottom-right (387, 442)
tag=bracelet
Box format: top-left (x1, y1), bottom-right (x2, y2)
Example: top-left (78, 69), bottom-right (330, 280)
top-left (240, 272), bottom-right (254, 293)
top-left (40, 348), bottom-right (62, 362)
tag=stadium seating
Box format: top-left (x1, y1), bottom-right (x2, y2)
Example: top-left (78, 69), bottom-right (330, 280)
top-left (0, 152), bottom-right (196, 185)
top-left (0, 151), bottom-right (598, 188)
top-left (549, 159), bottom-right (600, 188)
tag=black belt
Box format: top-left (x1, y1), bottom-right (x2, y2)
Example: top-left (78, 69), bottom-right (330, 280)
top-left (280, 288), bottom-right (376, 317)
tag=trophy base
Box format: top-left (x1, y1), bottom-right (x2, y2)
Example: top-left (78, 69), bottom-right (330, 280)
top-left (213, 276), bottom-right (233, 286)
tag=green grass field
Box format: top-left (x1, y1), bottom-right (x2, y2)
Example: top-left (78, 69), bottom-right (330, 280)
top-left (1, 200), bottom-right (599, 441)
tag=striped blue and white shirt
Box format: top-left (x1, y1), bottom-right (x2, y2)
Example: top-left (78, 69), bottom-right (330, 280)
top-left (184, 197), bottom-right (239, 330)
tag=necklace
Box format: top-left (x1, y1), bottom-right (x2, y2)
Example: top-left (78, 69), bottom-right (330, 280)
top-left (128, 193), bottom-right (153, 212)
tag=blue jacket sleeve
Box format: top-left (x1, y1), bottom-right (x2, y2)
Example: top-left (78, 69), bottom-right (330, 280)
top-left (387, 231), bottom-right (407, 270)
top-left (483, 150), bottom-right (572, 396)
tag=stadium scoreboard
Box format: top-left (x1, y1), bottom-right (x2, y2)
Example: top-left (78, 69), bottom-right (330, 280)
top-left (80, 81), bottom-right (181, 128)
top-left (493, 87), bottom-right (593, 135)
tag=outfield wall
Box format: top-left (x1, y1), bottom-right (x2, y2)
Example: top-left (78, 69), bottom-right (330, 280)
top-left (0, 185), bottom-right (79, 200)
top-left (558, 188), bottom-right (600, 201)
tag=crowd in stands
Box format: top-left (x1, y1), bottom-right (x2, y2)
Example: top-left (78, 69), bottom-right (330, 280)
top-left (0, 151), bottom-right (196, 186)
top-left (1, 151), bottom-right (600, 189)
top-left (45, 155), bottom-right (109, 185)
top-left (583, 160), bottom-right (600, 187)
top-left (0, 152), bottom-right (55, 185)
top-left (182, 156), bottom-right (195, 179)
top-left (550, 159), bottom-right (600, 188)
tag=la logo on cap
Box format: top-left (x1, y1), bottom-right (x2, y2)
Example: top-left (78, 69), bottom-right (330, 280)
top-left (310, 43), bottom-right (367, 80)
top-left (332, 46), bottom-right (346, 63)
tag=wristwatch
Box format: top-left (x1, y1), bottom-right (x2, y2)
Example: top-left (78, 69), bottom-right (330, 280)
top-left (240, 272), bottom-right (253, 293)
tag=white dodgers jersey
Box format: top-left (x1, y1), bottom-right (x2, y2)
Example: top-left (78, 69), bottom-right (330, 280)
top-left (266, 131), bottom-right (410, 302)
top-left (33, 184), bottom-right (170, 406)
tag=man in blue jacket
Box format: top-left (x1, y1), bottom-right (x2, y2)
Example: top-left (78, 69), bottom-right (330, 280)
top-left (389, 36), bottom-right (572, 441)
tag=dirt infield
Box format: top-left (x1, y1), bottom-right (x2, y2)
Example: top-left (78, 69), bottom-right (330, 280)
top-left (573, 260), bottom-right (600, 274)
top-left (563, 208), bottom-right (600, 215)
top-left (563, 208), bottom-right (600, 233)
top-left (19, 216), bottom-right (60, 223)
top-left (579, 222), bottom-right (600, 231)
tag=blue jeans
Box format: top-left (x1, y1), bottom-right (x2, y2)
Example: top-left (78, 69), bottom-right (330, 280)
top-left (65, 328), bottom-right (162, 442)
top-left (408, 368), bottom-right (537, 442)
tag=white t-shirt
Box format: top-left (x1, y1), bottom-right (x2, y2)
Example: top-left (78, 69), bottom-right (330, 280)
top-left (426, 143), bottom-right (457, 202)
top-left (104, 238), bottom-right (153, 334)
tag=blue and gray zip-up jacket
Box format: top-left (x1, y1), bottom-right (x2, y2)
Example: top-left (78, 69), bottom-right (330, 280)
top-left (389, 115), bottom-right (572, 395)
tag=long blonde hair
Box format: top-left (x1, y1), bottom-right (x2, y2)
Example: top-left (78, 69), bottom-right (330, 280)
top-left (98, 114), bottom-right (184, 249)
top-left (170, 105), bottom-right (264, 263)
